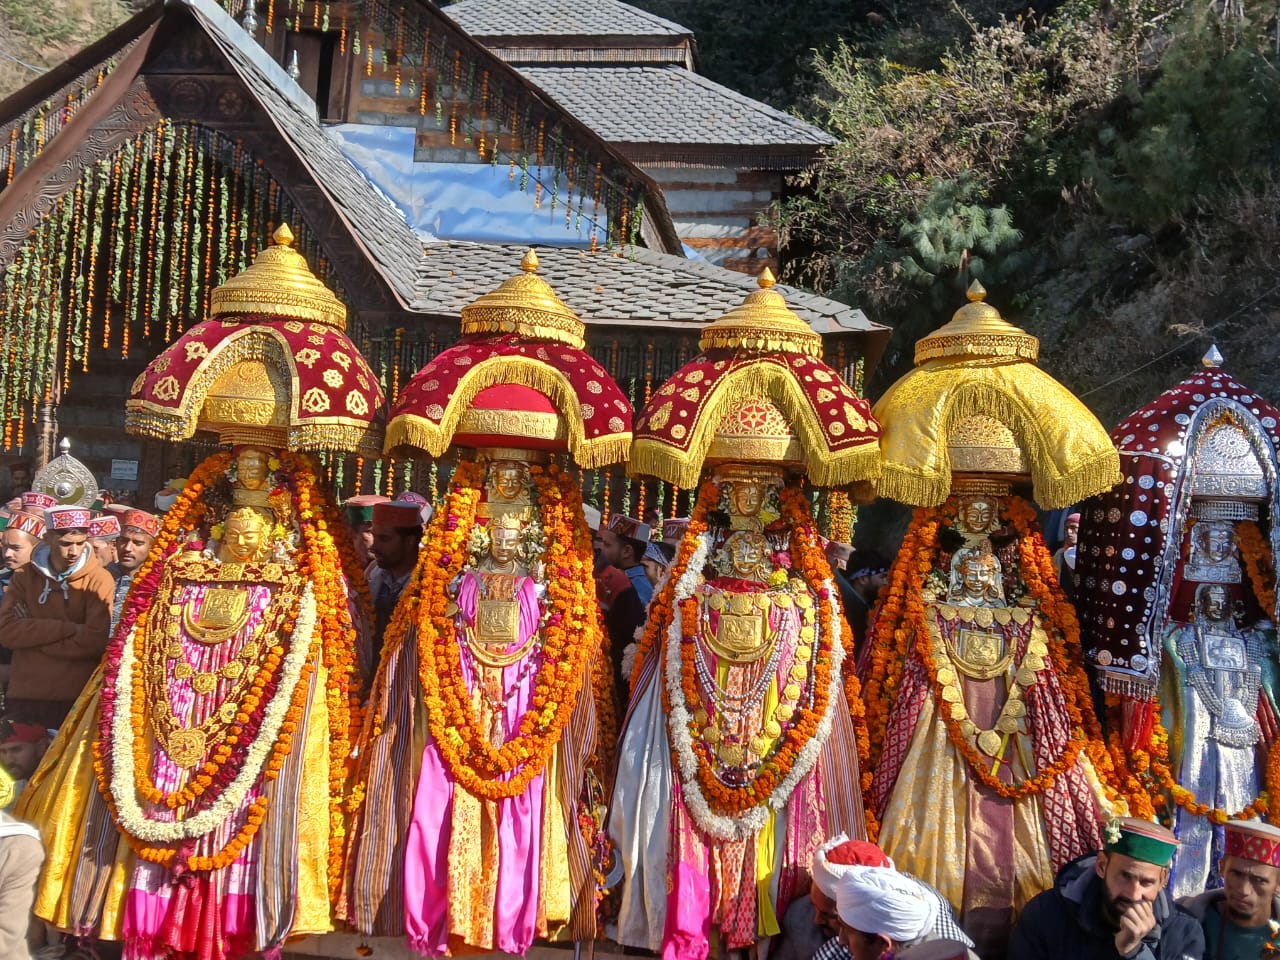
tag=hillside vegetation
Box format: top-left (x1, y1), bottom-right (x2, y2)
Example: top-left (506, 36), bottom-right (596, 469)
top-left (638, 0), bottom-right (1280, 427)
top-left (0, 0), bottom-right (137, 100)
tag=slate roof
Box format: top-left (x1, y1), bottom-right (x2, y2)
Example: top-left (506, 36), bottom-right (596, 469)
top-left (444, 0), bottom-right (691, 40)
top-left (186, 0), bottom-right (434, 308)
top-left (519, 65), bottom-right (834, 149)
top-left (415, 243), bottom-right (882, 338)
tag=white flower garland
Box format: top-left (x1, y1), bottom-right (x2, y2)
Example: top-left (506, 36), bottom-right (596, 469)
top-left (664, 531), bottom-right (845, 841)
top-left (109, 583), bottom-right (318, 843)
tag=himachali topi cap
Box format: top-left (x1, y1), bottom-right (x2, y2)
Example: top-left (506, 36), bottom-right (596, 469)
top-left (582, 504), bottom-right (602, 531)
top-left (7, 510), bottom-right (45, 538)
top-left (121, 509), bottom-right (161, 539)
top-left (607, 514), bottom-right (651, 543)
top-left (1224, 820), bottom-right (1280, 868)
top-left (662, 517), bottom-right (689, 545)
top-left (21, 492), bottom-right (57, 514)
top-left (345, 494), bottom-right (389, 525)
top-left (88, 515), bottom-right (120, 540)
top-left (45, 505), bottom-right (93, 532)
top-left (1104, 817), bottom-right (1179, 867)
top-left (372, 501), bottom-right (424, 529)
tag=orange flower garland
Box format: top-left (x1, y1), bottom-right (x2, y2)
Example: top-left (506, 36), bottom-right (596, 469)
top-left (661, 480), bottom-right (844, 823)
top-left (93, 450), bottom-right (363, 879)
top-left (863, 495), bottom-right (1138, 806)
top-left (1238, 519), bottom-right (1277, 618)
top-left (416, 458), bottom-right (604, 801)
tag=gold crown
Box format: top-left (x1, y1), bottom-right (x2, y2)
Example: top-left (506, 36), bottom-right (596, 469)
top-left (460, 249), bottom-right (586, 349)
top-left (210, 224), bottom-right (348, 331)
top-left (699, 270), bottom-right (822, 358)
top-left (490, 512), bottom-right (524, 531)
top-left (914, 281), bottom-right (1038, 364)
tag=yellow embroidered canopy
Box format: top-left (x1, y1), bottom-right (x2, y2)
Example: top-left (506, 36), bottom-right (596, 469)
top-left (872, 282), bottom-right (1119, 508)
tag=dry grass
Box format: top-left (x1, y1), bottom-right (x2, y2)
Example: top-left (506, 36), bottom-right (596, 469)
top-left (0, 0), bottom-right (136, 100)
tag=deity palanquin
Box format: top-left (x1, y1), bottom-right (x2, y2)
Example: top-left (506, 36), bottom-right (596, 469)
top-left (1079, 347), bottom-right (1280, 898)
top-left (16, 227), bottom-right (382, 960)
top-left (860, 283), bottom-right (1139, 958)
top-left (612, 271), bottom-right (882, 960)
top-left (340, 250), bottom-right (625, 955)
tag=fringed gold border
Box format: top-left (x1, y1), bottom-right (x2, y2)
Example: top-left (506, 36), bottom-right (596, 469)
top-left (386, 355), bottom-right (631, 469)
top-left (125, 409), bottom-right (384, 457)
top-left (630, 361), bottom-right (883, 487)
top-left (872, 370), bottom-right (1120, 508)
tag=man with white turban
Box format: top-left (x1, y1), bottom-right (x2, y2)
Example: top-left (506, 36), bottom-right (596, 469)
top-left (811, 836), bottom-right (977, 960)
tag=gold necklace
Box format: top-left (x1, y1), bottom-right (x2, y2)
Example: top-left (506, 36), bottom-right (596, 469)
top-left (143, 560), bottom-right (302, 768)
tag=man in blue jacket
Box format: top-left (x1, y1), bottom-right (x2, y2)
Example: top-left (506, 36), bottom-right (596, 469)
top-left (1009, 817), bottom-right (1203, 960)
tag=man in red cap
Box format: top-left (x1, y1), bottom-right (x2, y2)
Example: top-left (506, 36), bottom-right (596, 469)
top-left (1179, 819), bottom-right (1280, 959)
top-left (0, 504), bottom-right (115, 728)
top-left (0, 720), bottom-right (49, 802)
top-left (797, 835), bottom-right (974, 960)
top-left (1010, 817), bottom-right (1203, 960)
top-left (107, 509), bottom-right (159, 633)
top-left (367, 500), bottom-right (423, 669)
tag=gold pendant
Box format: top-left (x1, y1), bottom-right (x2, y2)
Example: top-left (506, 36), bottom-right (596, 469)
top-left (167, 727), bottom-right (207, 769)
top-left (192, 673), bottom-right (218, 695)
top-left (977, 729), bottom-right (1004, 758)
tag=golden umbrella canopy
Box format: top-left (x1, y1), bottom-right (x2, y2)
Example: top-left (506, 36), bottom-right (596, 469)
top-left (871, 282), bottom-right (1119, 508)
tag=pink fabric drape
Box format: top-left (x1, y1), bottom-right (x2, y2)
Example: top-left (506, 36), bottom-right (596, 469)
top-left (404, 572), bottom-right (546, 955)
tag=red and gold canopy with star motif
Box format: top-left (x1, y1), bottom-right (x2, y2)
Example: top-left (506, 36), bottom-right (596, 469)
top-left (125, 225), bottom-right (385, 456)
top-left (386, 249), bottom-right (631, 468)
top-left (630, 270), bottom-right (882, 488)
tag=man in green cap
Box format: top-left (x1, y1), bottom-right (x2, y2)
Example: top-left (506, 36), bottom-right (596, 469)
top-left (1009, 817), bottom-right (1203, 959)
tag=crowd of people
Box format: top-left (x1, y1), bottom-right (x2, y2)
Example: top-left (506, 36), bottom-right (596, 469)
top-left (0, 465), bottom-right (1273, 960)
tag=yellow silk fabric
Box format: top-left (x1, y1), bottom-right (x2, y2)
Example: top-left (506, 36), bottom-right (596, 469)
top-left (871, 358), bottom-right (1120, 509)
top-left (876, 696), bottom-right (1054, 915)
top-left (17, 658), bottom-right (338, 939)
top-left (292, 662), bottom-right (334, 935)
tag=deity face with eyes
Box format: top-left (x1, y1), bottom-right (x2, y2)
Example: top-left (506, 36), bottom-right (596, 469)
top-left (235, 447), bottom-right (272, 491)
top-left (1200, 583), bottom-right (1231, 623)
top-left (489, 462), bottom-right (529, 503)
top-left (726, 531), bottom-right (769, 581)
top-left (487, 521), bottom-right (523, 569)
top-left (219, 506), bottom-right (272, 563)
top-left (729, 480), bottom-right (766, 519)
top-left (1196, 522), bottom-right (1236, 565)
top-left (959, 497), bottom-right (997, 536)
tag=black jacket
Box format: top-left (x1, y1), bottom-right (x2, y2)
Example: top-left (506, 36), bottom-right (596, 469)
top-left (1008, 854), bottom-right (1204, 960)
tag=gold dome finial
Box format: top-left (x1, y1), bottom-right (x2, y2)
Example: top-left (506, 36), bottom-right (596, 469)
top-left (459, 248), bottom-right (585, 348)
top-left (209, 223), bottom-right (348, 330)
top-left (914, 285), bottom-right (1038, 365)
top-left (699, 270), bottom-right (821, 357)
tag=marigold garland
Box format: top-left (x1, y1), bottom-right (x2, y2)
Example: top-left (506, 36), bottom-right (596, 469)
top-left (863, 495), bottom-right (1139, 807)
top-left (660, 480), bottom-right (845, 831)
top-left (1238, 519), bottom-right (1278, 619)
top-left (415, 458), bottom-right (605, 801)
top-left (93, 449), bottom-right (363, 884)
